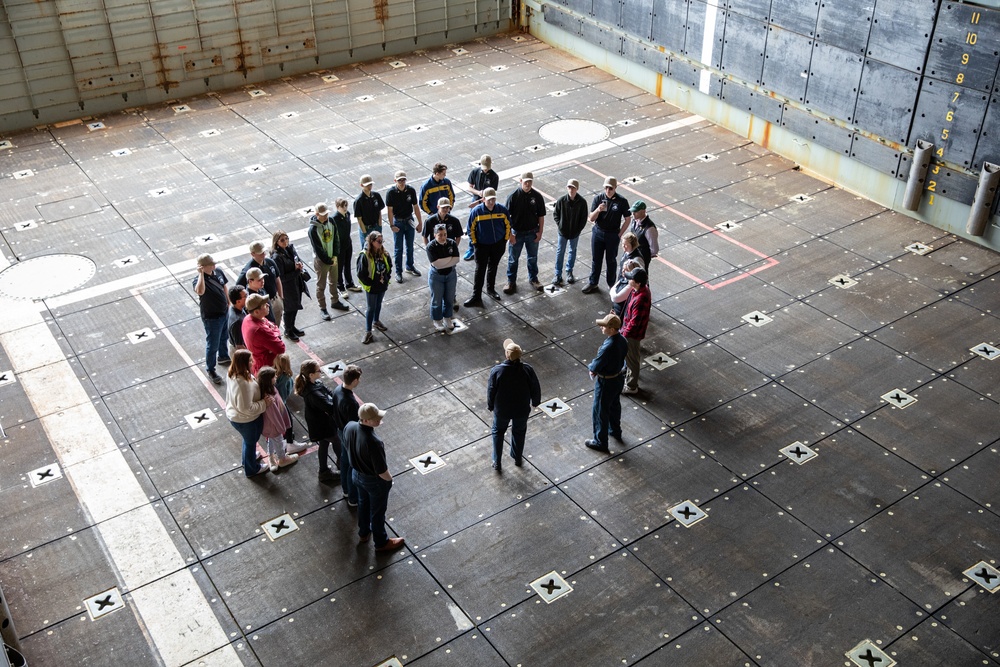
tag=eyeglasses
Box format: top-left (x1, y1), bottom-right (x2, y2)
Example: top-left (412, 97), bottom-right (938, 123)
top-left (374, 237), bottom-right (383, 242)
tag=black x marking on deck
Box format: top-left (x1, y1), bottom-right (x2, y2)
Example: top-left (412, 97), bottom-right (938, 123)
top-left (835, 278), bottom-right (849, 285)
top-left (271, 520), bottom-right (289, 534)
top-left (652, 356), bottom-right (667, 364)
top-left (978, 346), bottom-right (996, 356)
top-left (677, 505), bottom-right (696, 520)
top-left (155, 190), bottom-right (166, 195)
top-left (37, 469), bottom-right (54, 480)
top-left (202, 236), bottom-right (213, 243)
top-left (135, 331), bottom-right (148, 339)
top-left (889, 393), bottom-right (907, 404)
top-left (546, 402), bottom-right (562, 413)
top-left (418, 456), bottom-right (435, 468)
top-left (94, 595), bottom-right (115, 610)
top-left (0, 374), bottom-right (7, 382)
top-left (546, 285), bottom-right (558, 293)
top-left (194, 413), bottom-right (210, 423)
top-left (976, 567), bottom-right (998, 584)
top-left (540, 579), bottom-right (561, 595)
top-left (789, 446), bottom-right (808, 458)
top-left (121, 257), bottom-right (133, 264)
top-left (750, 314), bottom-right (763, 323)
top-left (19, 222), bottom-right (31, 229)
top-left (328, 364), bottom-right (342, 373)
top-left (856, 649), bottom-right (882, 667)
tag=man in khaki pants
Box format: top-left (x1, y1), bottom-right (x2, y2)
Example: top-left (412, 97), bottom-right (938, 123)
top-left (308, 202), bottom-right (350, 320)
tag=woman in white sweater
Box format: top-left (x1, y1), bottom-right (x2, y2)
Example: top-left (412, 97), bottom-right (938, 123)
top-left (226, 349), bottom-right (272, 477)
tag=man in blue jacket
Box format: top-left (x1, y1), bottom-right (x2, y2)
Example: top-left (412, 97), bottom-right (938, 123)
top-left (587, 313), bottom-right (628, 453)
top-left (486, 338), bottom-right (542, 471)
top-left (464, 187), bottom-right (511, 308)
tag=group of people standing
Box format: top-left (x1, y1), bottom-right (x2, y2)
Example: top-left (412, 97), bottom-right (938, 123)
top-left (191, 155), bottom-right (662, 553)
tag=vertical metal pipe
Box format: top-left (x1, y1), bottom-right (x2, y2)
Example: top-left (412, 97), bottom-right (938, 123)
top-left (967, 162), bottom-right (1000, 237)
top-left (412, 0), bottom-right (418, 43)
top-left (902, 139), bottom-right (933, 211)
top-left (344, 0), bottom-right (354, 56)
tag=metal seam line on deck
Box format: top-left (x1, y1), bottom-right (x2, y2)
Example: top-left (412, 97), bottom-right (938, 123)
top-left (0, 256), bottom-right (241, 666)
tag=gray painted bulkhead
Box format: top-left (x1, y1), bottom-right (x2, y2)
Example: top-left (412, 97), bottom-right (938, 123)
top-left (0, 0), bottom-right (512, 131)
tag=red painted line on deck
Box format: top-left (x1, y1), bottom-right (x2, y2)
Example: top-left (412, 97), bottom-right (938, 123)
top-left (571, 162), bottom-right (779, 291)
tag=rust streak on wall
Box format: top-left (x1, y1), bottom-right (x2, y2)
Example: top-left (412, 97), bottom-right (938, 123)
top-left (374, 0), bottom-right (389, 24)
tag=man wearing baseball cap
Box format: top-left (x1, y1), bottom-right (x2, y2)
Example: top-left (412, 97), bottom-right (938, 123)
top-left (586, 313), bottom-right (628, 452)
top-left (192, 253), bottom-right (231, 384)
top-left (464, 155), bottom-right (499, 261)
top-left (354, 174), bottom-right (385, 248)
top-left (464, 187), bottom-right (511, 307)
top-left (552, 178), bottom-right (589, 286)
top-left (419, 162), bottom-right (456, 241)
top-left (343, 403), bottom-right (405, 552)
top-left (237, 240), bottom-right (284, 326)
top-left (503, 171), bottom-right (546, 293)
top-left (628, 200), bottom-right (658, 274)
top-left (621, 267), bottom-right (651, 395)
top-left (486, 338), bottom-right (541, 471)
top-left (386, 170), bottom-right (424, 283)
top-left (583, 176), bottom-right (631, 294)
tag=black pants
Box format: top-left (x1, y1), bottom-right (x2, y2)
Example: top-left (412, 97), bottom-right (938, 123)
top-left (588, 227), bottom-right (619, 288)
top-left (337, 235), bottom-right (355, 289)
top-left (472, 241), bottom-right (507, 297)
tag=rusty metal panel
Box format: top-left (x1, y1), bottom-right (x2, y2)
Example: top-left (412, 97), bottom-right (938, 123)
top-left (651, 0), bottom-right (688, 53)
top-left (623, 37), bottom-right (669, 72)
top-left (849, 133), bottom-right (902, 177)
top-left (781, 104), bottom-right (853, 155)
top-left (721, 11), bottom-right (766, 85)
top-left (925, 3), bottom-right (1000, 93)
top-left (721, 79), bottom-right (784, 123)
top-left (853, 58), bottom-right (920, 145)
top-left (76, 61), bottom-right (144, 99)
top-left (761, 24), bottom-right (813, 103)
top-left (909, 76), bottom-right (990, 169)
top-left (866, 0), bottom-right (937, 73)
top-left (805, 41), bottom-right (863, 123)
top-left (815, 0), bottom-right (873, 55)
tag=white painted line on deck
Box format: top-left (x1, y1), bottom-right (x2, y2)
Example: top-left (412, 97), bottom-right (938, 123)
top-left (0, 266), bottom-right (238, 665)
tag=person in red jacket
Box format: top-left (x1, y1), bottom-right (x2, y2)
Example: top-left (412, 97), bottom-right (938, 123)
top-left (241, 293), bottom-right (286, 375)
top-left (620, 268), bottom-right (651, 395)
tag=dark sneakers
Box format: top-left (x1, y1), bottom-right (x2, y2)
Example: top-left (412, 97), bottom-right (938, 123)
top-left (331, 301), bottom-right (350, 311)
top-left (585, 439), bottom-right (610, 453)
top-left (208, 369), bottom-right (223, 385)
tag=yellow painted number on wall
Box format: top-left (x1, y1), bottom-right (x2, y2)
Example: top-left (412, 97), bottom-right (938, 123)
top-left (961, 53), bottom-right (970, 65)
top-left (946, 111), bottom-right (954, 122)
top-left (928, 194), bottom-right (935, 206)
top-left (941, 129), bottom-right (950, 140)
top-left (956, 72), bottom-right (965, 84)
top-left (927, 181), bottom-right (937, 192)
top-left (966, 32), bottom-right (978, 45)
top-left (971, 11), bottom-right (981, 24)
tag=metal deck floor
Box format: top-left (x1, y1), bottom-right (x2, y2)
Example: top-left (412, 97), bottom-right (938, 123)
top-left (1, 33), bottom-right (999, 667)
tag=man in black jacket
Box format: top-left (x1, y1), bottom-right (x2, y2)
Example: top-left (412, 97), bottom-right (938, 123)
top-left (503, 172), bottom-right (546, 293)
top-left (486, 338), bottom-right (542, 471)
top-left (552, 178), bottom-right (589, 286)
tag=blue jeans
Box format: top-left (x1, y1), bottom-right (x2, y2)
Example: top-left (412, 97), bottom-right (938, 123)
top-left (506, 231), bottom-right (539, 283)
top-left (428, 267), bottom-right (457, 320)
top-left (359, 224), bottom-right (382, 249)
top-left (592, 375), bottom-right (624, 446)
top-left (492, 412), bottom-right (528, 465)
top-left (588, 227), bottom-right (619, 288)
top-left (392, 221), bottom-right (416, 272)
top-left (554, 234), bottom-right (580, 280)
top-left (365, 290), bottom-right (386, 332)
top-left (353, 470), bottom-right (392, 546)
top-left (231, 416), bottom-right (264, 476)
top-left (340, 438), bottom-right (357, 504)
top-left (202, 315), bottom-right (229, 372)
